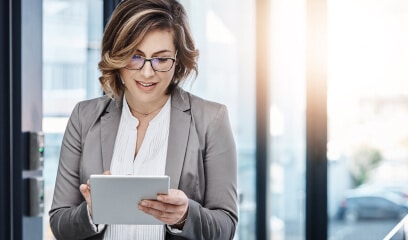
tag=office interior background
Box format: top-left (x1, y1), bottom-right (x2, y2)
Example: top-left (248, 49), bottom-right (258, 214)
top-left (1, 0), bottom-right (408, 239)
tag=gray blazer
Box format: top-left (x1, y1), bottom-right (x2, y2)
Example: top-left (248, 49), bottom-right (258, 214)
top-left (49, 87), bottom-right (238, 240)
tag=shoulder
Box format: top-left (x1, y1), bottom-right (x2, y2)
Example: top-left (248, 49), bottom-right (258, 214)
top-left (68, 95), bottom-right (117, 127)
top-left (173, 88), bottom-right (229, 125)
top-left (189, 93), bottom-right (227, 116)
top-left (72, 95), bottom-right (115, 115)
top-left (74, 95), bottom-right (113, 110)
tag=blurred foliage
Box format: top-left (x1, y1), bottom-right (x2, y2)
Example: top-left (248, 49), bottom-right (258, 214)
top-left (348, 145), bottom-right (383, 187)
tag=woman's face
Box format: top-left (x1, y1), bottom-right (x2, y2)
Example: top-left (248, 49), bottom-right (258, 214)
top-left (120, 29), bottom-right (176, 106)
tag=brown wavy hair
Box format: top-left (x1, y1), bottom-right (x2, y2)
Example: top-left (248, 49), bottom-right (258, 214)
top-left (98, 0), bottom-right (199, 98)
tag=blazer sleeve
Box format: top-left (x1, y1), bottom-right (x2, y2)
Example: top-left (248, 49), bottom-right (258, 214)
top-left (49, 102), bottom-right (104, 240)
top-left (169, 104), bottom-right (238, 240)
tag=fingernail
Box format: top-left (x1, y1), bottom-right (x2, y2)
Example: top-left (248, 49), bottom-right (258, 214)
top-left (141, 201), bottom-right (147, 206)
top-left (157, 196), bottom-right (163, 201)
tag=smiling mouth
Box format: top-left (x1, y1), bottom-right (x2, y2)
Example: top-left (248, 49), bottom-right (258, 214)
top-left (137, 81), bottom-right (156, 87)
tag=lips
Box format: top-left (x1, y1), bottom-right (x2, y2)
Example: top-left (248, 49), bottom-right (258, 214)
top-left (136, 81), bottom-right (156, 87)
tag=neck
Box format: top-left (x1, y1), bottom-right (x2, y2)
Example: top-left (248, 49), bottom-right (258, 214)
top-left (130, 104), bottom-right (163, 117)
top-left (128, 96), bottom-right (169, 118)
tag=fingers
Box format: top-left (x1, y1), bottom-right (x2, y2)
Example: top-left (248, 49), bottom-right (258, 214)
top-left (138, 189), bottom-right (189, 225)
top-left (79, 173), bottom-right (109, 217)
top-left (80, 172), bottom-right (108, 200)
top-left (79, 182), bottom-right (92, 216)
top-left (157, 189), bottom-right (187, 205)
top-left (79, 183), bottom-right (90, 198)
top-left (138, 201), bottom-right (181, 224)
top-left (81, 172), bottom-right (108, 198)
top-left (138, 202), bottom-right (174, 221)
top-left (139, 199), bottom-right (178, 213)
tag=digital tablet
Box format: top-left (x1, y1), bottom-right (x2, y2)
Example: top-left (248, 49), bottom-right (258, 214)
top-left (89, 175), bottom-right (169, 225)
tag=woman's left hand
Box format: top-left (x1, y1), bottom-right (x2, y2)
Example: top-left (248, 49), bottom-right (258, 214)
top-left (138, 188), bottom-right (189, 226)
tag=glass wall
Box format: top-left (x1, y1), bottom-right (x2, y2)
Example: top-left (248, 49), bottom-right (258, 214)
top-left (328, 0), bottom-right (408, 239)
top-left (42, 0), bottom-right (103, 239)
top-left (41, 1), bottom-right (408, 239)
top-left (268, 0), bottom-right (307, 239)
top-left (42, 0), bottom-right (256, 239)
top-left (180, 1), bottom-right (257, 239)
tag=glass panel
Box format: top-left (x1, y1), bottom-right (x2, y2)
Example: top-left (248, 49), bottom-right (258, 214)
top-left (328, 1), bottom-right (408, 239)
top-left (268, 0), bottom-right (307, 239)
top-left (43, 0), bottom-right (256, 239)
top-left (42, 0), bottom-right (103, 239)
top-left (180, 0), bottom-right (257, 239)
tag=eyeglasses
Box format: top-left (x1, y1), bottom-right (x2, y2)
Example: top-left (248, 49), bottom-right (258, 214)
top-left (124, 51), bottom-right (177, 72)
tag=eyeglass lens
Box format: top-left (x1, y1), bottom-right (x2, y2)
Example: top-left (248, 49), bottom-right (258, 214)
top-left (128, 55), bottom-right (174, 71)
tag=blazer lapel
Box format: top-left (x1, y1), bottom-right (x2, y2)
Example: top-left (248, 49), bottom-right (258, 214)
top-left (100, 97), bottom-right (122, 172)
top-left (98, 90), bottom-right (190, 186)
top-left (166, 88), bottom-right (191, 188)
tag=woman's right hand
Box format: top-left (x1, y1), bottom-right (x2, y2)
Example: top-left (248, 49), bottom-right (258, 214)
top-left (79, 171), bottom-right (111, 217)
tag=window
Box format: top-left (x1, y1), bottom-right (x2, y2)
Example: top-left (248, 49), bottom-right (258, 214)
top-left (43, 1), bottom-right (257, 239)
top-left (328, 0), bottom-right (408, 239)
top-left (180, 0), bottom-right (257, 239)
top-left (268, 0), bottom-right (307, 239)
top-left (42, 0), bottom-right (103, 238)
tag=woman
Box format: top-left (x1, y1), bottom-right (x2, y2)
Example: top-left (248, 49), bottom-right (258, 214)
top-left (49, 0), bottom-right (238, 239)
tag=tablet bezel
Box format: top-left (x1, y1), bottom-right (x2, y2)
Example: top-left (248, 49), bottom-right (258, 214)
top-left (89, 175), bottom-right (169, 225)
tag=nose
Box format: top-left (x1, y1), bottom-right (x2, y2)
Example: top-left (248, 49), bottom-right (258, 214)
top-left (140, 60), bottom-right (155, 78)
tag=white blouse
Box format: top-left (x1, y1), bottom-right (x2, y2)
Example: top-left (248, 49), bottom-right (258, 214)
top-left (102, 95), bottom-right (171, 240)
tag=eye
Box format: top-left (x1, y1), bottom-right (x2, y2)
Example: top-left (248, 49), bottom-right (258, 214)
top-left (155, 57), bottom-right (170, 63)
top-left (131, 55), bottom-right (144, 61)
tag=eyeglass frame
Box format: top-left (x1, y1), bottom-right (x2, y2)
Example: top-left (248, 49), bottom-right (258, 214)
top-left (124, 50), bottom-right (178, 72)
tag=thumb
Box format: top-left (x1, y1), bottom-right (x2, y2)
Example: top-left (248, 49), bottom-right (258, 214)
top-left (103, 170), bottom-right (111, 175)
top-left (79, 183), bottom-right (90, 198)
top-left (79, 183), bottom-right (92, 216)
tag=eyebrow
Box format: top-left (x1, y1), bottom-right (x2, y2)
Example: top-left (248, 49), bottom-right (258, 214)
top-left (134, 49), bottom-right (173, 56)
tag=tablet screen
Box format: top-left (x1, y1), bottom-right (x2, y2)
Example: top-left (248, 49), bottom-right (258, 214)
top-left (90, 175), bottom-right (169, 225)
